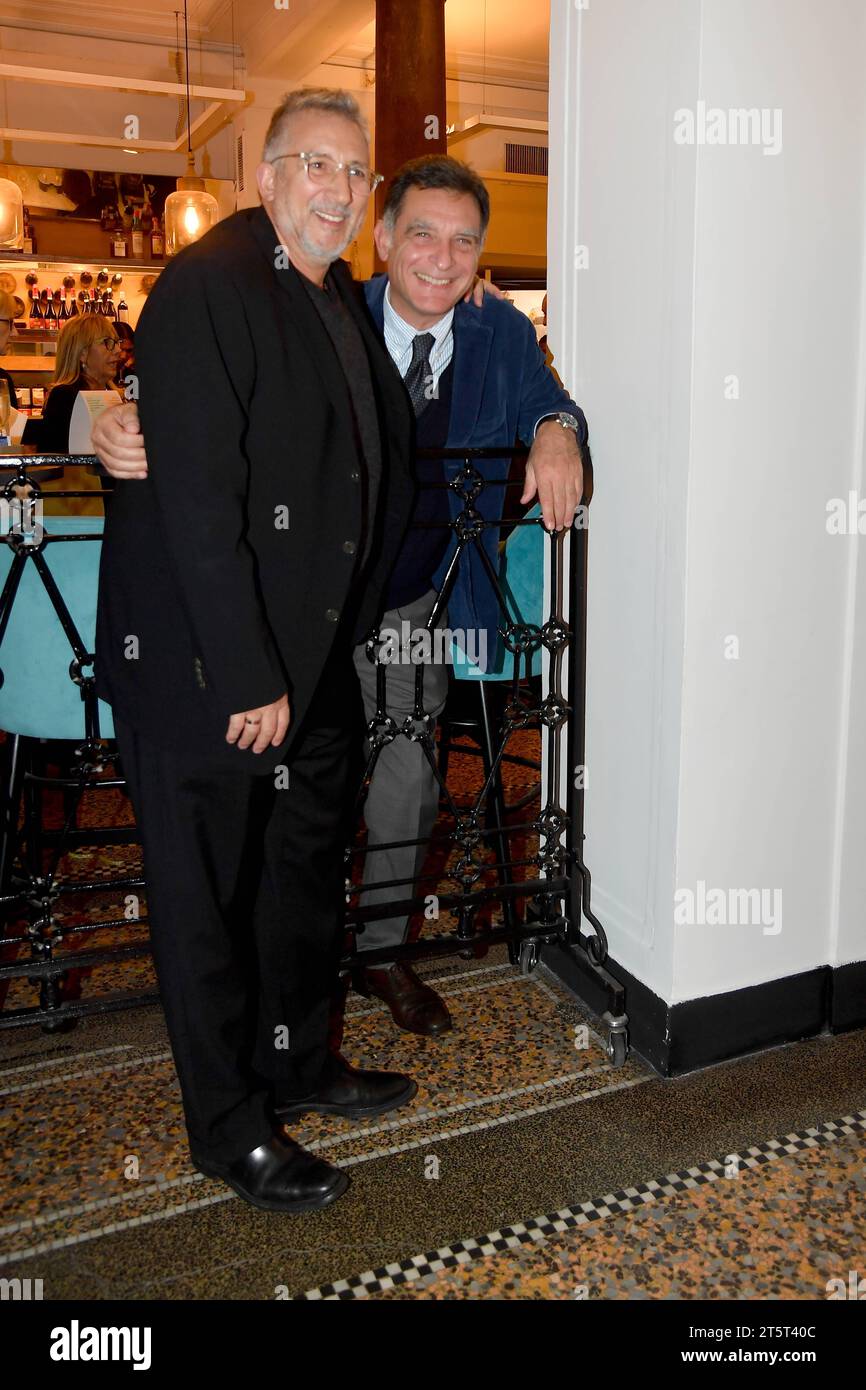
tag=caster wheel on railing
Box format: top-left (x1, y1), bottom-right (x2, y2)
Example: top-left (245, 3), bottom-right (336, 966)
top-left (518, 938), bottom-right (539, 975)
top-left (606, 1030), bottom-right (628, 1068)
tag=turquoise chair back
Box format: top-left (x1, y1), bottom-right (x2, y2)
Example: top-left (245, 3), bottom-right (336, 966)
top-left (0, 515), bottom-right (114, 739)
top-left (451, 504), bottom-right (544, 682)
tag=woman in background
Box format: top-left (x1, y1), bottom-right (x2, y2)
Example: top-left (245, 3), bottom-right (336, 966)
top-left (24, 316), bottom-right (121, 515)
top-left (0, 289), bottom-right (20, 410)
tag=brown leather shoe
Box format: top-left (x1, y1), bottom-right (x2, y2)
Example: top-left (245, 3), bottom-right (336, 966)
top-left (357, 962), bottom-right (453, 1037)
top-left (275, 1051), bottom-right (417, 1121)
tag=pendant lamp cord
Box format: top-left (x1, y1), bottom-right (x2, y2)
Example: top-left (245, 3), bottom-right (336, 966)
top-left (183, 0), bottom-right (192, 156)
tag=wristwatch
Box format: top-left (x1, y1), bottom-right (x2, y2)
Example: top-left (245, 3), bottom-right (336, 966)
top-left (538, 411), bottom-right (581, 437)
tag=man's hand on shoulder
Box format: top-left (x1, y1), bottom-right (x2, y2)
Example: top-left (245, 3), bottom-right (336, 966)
top-left (522, 418), bottom-right (584, 532)
top-left (226, 693), bottom-right (291, 754)
top-left (465, 275), bottom-right (508, 308)
top-left (92, 401), bottom-right (149, 479)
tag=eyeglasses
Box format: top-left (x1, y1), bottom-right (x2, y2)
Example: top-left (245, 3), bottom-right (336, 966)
top-left (97, 337), bottom-right (120, 351)
top-left (270, 151), bottom-right (383, 194)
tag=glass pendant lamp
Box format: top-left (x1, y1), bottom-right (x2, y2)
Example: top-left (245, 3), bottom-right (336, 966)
top-left (164, 152), bottom-right (219, 255)
top-left (163, 0), bottom-right (220, 256)
top-left (0, 172), bottom-right (23, 251)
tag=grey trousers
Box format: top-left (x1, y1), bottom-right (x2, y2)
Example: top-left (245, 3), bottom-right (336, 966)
top-left (352, 588), bottom-right (449, 959)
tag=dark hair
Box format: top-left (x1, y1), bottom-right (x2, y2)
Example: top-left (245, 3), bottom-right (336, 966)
top-left (382, 156), bottom-right (490, 241)
top-left (114, 322), bottom-right (135, 345)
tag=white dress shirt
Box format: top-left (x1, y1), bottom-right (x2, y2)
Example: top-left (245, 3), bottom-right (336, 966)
top-left (382, 282), bottom-right (454, 387)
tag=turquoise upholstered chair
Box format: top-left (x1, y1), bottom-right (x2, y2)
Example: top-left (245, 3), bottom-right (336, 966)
top-left (450, 503), bottom-right (544, 681)
top-left (0, 512), bottom-right (114, 897)
top-left (0, 514), bottom-right (113, 740)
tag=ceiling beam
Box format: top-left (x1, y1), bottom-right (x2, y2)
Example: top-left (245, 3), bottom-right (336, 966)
top-left (0, 2), bottom-right (218, 47)
top-left (0, 60), bottom-right (249, 153)
top-left (447, 114), bottom-right (549, 143)
top-left (0, 124), bottom-right (228, 154)
top-left (0, 62), bottom-right (245, 104)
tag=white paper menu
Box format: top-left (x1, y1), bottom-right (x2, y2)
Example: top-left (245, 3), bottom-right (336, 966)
top-left (68, 390), bottom-right (120, 454)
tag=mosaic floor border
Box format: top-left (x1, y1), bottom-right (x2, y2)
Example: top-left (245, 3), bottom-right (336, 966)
top-left (301, 1109), bottom-right (866, 1299)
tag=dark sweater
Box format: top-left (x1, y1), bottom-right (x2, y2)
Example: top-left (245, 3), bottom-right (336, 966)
top-left (385, 356), bottom-right (454, 609)
top-left (22, 378), bottom-right (85, 452)
top-left (298, 267), bottom-right (382, 572)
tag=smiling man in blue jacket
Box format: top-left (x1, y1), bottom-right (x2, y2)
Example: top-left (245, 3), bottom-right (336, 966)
top-left (91, 154), bottom-right (588, 1040)
top-left (354, 158), bottom-right (587, 1034)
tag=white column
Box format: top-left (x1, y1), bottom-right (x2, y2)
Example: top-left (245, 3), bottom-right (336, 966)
top-left (549, 0), bottom-right (866, 1006)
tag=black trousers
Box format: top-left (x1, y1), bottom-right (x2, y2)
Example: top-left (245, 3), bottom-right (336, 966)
top-left (115, 641), bottom-right (363, 1164)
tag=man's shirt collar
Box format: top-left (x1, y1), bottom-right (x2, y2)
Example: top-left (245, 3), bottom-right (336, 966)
top-left (383, 280), bottom-right (455, 361)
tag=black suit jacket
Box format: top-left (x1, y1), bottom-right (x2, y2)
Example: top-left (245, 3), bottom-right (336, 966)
top-left (22, 378), bottom-right (91, 452)
top-left (95, 206), bottom-right (415, 772)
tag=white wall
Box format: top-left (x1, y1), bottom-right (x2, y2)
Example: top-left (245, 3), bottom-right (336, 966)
top-left (449, 125), bottom-right (547, 174)
top-left (549, 0), bottom-right (866, 1006)
top-left (549, 0), bottom-right (700, 1003)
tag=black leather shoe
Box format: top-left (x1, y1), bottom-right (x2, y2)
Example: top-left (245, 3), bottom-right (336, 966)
top-left (191, 1129), bottom-right (349, 1213)
top-left (275, 1051), bottom-right (417, 1120)
top-left (356, 962), bottom-right (453, 1037)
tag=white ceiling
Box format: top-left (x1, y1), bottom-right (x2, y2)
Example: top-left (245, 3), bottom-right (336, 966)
top-left (0, 0), bottom-right (550, 83)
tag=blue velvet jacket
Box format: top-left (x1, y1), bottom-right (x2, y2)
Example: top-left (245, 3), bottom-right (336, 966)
top-left (364, 275), bottom-right (589, 665)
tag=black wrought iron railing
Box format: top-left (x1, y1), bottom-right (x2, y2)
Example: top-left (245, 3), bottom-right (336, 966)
top-left (0, 450), bottom-right (627, 1060)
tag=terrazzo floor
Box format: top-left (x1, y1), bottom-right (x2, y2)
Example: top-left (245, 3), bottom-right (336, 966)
top-left (1, 734), bottom-right (865, 1301)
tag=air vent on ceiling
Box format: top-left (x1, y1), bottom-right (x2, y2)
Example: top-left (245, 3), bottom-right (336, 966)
top-left (505, 142), bottom-right (548, 176)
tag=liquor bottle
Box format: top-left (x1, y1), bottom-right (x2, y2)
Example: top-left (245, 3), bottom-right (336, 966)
top-left (28, 288), bottom-right (42, 324)
top-left (131, 212), bottom-right (144, 259)
top-left (43, 291), bottom-right (57, 332)
top-left (94, 290), bottom-right (104, 316)
top-left (104, 290), bottom-right (117, 321)
top-left (150, 215), bottom-right (164, 259)
top-left (112, 227), bottom-right (128, 258)
top-left (141, 201), bottom-right (154, 236)
top-left (22, 209), bottom-right (34, 256)
top-left (117, 293), bottom-right (129, 324)
top-left (59, 290), bottom-right (71, 322)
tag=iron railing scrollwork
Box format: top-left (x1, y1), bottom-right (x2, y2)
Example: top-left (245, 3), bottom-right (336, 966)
top-left (0, 450), bottom-right (627, 1061)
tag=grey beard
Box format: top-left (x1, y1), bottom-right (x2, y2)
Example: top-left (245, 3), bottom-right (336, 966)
top-left (299, 219), bottom-right (355, 264)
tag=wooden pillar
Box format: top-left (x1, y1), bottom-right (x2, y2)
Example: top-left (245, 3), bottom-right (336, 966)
top-left (374, 0), bottom-right (447, 247)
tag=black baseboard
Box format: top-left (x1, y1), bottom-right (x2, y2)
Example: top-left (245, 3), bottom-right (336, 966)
top-left (542, 942), bottom-right (866, 1077)
top-left (831, 959), bottom-right (866, 1033)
